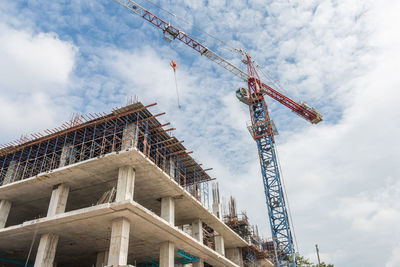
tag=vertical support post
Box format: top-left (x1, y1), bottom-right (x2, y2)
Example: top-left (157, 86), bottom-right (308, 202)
top-left (168, 158), bottom-right (175, 179)
top-left (315, 244), bottom-right (321, 267)
top-left (3, 161), bottom-right (17, 185)
top-left (59, 146), bottom-right (70, 167)
top-left (107, 217), bottom-right (131, 266)
top-left (212, 183), bottom-right (222, 219)
top-left (96, 251), bottom-right (109, 267)
top-left (193, 259), bottom-right (204, 267)
top-left (191, 219), bottom-right (205, 267)
top-left (159, 241), bottom-right (174, 267)
top-left (34, 233), bottom-right (59, 267)
top-left (122, 123), bottom-right (138, 150)
top-left (191, 219), bottom-right (203, 242)
top-left (214, 235), bottom-right (225, 256)
top-left (0, 200), bottom-right (12, 228)
top-left (226, 248), bottom-right (244, 266)
top-left (212, 202), bottom-right (222, 220)
top-left (116, 166), bottom-right (136, 202)
top-left (161, 197), bottom-right (175, 226)
top-left (59, 144), bottom-right (77, 168)
top-left (47, 184), bottom-right (69, 217)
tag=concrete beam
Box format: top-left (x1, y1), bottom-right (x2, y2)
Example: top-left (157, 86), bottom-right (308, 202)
top-left (96, 251), bottom-right (109, 267)
top-left (159, 241), bottom-right (174, 267)
top-left (0, 200), bottom-right (11, 228)
top-left (47, 184), bottom-right (69, 217)
top-left (34, 233), bottom-right (59, 267)
top-left (107, 217), bottom-right (130, 266)
top-left (214, 235), bottom-right (225, 256)
top-left (116, 166), bottom-right (136, 202)
top-left (226, 248), bottom-right (243, 266)
top-left (161, 197), bottom-right (175, 226)
top-left (191, 219), bottom-right (203, 242)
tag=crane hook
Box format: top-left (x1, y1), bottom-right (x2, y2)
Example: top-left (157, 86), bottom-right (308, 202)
top-left (170, 60), bottom-right (178, 72)
top-left (170, 60), bottom-right (181, 108)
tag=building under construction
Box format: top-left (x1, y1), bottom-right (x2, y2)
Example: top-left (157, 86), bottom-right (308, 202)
top-left (0, 102), bottom-right (260, 267)
top-left (222, 197), bottom-right (275, 267)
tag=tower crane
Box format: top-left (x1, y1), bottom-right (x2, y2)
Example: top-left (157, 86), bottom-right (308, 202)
top-left (115, 1), bottom-right (323, 266)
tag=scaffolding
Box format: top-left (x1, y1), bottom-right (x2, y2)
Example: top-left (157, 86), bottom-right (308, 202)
top-left (223, 196), bottom-right (274, 266)
top-left (0, 102), bottom-right (213, 208)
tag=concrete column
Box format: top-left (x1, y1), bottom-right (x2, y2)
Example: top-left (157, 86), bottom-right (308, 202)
top-left (122, 123), bottom-right (138, 150)
top-left (191, 219), bottom-right (203, 242)
top-left (96, 251), bottom-right (109, 267)
top-left (47, 184), bottom-right (69, 217)
top-left (214, 235), bottom-right (225, 256)
top-left (191, 219), bottom-right (205, 267)
top-left (193, 258), bottom-right (204, 267)
top-left (59, 145), bottom-right (76, 167)
top-left (226, 248), bottom-right (243, 266)
top-left (212, 202), bottom-right (222, 219)
top-left (159, 241), bottom-right (174, 267)
top-left (168, 158), bottom-right (176, 179)
top-left (161, 197), bottom-right (175, 226)
top-left (34, 233), bottom-right (59, 267)
top-left (107, 217), bottom-right (130, 266)
top-left (0, 200), bottom-right (12, 228)
top-left (116, 166), bottom-right (136, 202)
top-left (3, 161), bottom-right (18, 185)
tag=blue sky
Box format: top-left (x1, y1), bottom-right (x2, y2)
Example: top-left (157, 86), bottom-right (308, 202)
top-left (1, 0), bottom-right (400, 266)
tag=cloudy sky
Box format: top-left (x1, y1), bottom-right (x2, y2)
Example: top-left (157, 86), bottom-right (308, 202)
top-left (1, 0), bottom-right (399, 266)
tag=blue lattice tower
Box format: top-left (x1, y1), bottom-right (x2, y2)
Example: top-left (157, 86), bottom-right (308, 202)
top-left (247, 55), bottom-right (296, 267)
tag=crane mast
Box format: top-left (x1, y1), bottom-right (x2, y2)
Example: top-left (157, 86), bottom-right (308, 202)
top-left (246, 55), bottom-right (296, 266)
top-left (116, 0), bottom-right (323, 266)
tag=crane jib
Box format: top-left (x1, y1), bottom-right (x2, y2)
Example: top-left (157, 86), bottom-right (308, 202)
top-left (116, 0), bottom-right (322, 125)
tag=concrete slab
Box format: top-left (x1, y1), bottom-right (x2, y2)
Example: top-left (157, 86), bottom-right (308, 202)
top-left (0, 148), bottom-right (248, 249)
top-left (0, 201), bottom-right (239, 267)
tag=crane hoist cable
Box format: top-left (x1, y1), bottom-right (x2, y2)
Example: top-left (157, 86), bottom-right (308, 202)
top-left (254, 61), bottom-right (289, 96)
top-left (170, 60), bottom-right (181, 108)
top-left (274, 140), bottom-right (300, 254)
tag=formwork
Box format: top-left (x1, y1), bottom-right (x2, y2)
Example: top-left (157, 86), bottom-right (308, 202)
top-left (0, 102), bottom-right (212, 207)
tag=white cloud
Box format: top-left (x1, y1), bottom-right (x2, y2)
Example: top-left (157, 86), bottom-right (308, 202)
top-left (271, 0), bottom-right (400, 265)
top-left (1, 0), bottom-right (399, 266)
top-left (102, 1), bottom-right (400, 265)
top-left (0, 23), bottom-right (77, 143)
top-left (0, 23), bottom-right (76, 93)
top-left (386, 243), bottom-right (400, 267)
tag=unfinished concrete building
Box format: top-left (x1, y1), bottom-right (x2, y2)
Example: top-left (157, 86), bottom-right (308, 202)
top-left (0, 102), bottom-right (248, 267)
top-left (222, 197), bottom-right (273, 267)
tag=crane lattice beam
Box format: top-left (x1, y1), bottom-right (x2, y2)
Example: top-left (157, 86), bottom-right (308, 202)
top-left (115, 0), bottom-right (323, 125)
top-left (115, 0), bottom-right (248, 81)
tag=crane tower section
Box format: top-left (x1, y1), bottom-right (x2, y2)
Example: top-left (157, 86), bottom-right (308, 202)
top-left (246, 55), bottom-right (296, 266)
